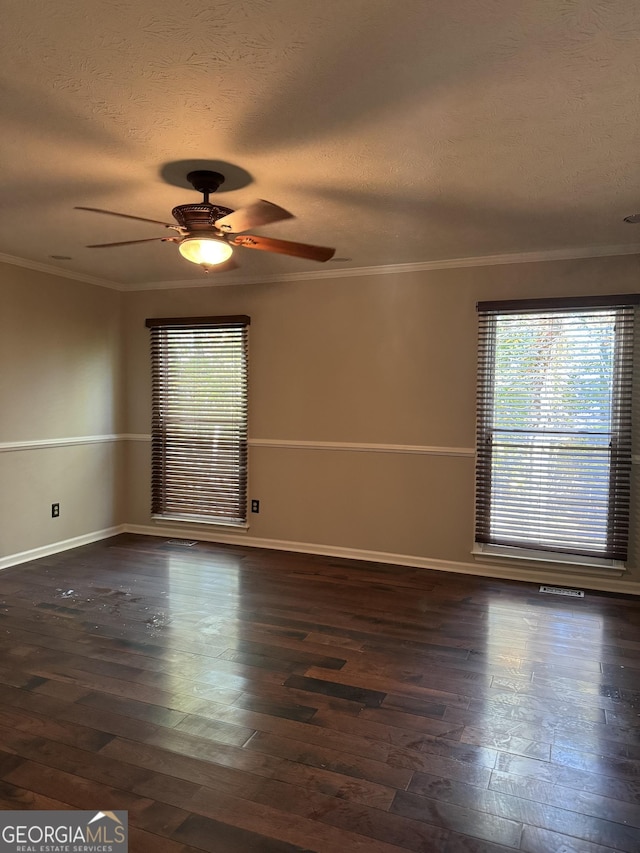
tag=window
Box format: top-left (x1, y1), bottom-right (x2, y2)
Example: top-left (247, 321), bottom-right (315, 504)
top-left (146, 315), bottom-right (250, 525)
top-left (475, 295), bottom-right (638, 562)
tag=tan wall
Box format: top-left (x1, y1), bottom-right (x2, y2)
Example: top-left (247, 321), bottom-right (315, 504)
top-left (2, 253), bottom-right (639, 590)
top-left (0, 263), bottom-right (124, 559)
top-left (123, 253), bottom-right (640, 591)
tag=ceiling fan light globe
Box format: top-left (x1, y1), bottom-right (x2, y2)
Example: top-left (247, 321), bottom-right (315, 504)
top-left (178, 237), bottom-right (233, 266)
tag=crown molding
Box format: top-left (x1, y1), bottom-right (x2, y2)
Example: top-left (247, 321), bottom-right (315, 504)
top-left (3, 242), bottom-right (640, 293)
top-left (0, 253), bottom-right (123, 290)
top-left (130, 243), bottom-right (640, 291)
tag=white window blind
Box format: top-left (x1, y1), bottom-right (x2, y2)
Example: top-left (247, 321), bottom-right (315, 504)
top-left (476, 296), bottom-right (638, 561)
top-left (146, 315), bottom-right (249, 525)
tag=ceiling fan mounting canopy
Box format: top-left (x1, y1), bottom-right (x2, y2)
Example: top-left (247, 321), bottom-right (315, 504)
top-left (75, 169), bottom-right (336, 270)
top-left (186, 170), bottom-right (225, 196)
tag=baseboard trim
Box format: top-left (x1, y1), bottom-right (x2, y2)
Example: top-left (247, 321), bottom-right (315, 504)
top-left (124, 524), bottom-right (640, 595)
top-left (0, 525), bottom-right (126, 571)
top-left (3, 520), bottom-right (636, 594)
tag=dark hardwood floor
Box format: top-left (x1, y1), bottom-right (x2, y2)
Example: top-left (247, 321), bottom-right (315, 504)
top-left (0, 533), bottom-right (638, 852)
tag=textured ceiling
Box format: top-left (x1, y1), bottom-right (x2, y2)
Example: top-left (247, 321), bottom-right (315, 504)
top-left (1, 0), bottom-right (639, 288)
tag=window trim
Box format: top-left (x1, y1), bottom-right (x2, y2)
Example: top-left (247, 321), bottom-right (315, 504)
top-left (145, 315), bottom-right (251, 330)
top-left (477, 294), bottom-right (640, 313)
top-left (475, 295), bottom-right (638, 565)
top-left (147, 315), bottom-right (250, 526)
top-left (472, 542), bottom-right (626, 575)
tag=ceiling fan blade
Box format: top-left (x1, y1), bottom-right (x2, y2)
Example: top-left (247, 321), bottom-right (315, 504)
top-left (75, 206), bottom-right (174, 227)
top-left (86, 237), bottom-right (176, 248)
top-left (215, 200), bottom-right (294, 234)
top-left (231, 234), bottom-right (335, 262)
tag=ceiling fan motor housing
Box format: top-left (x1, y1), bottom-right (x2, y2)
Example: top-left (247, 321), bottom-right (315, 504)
top-left (171, 203), bottom-right (234, 231)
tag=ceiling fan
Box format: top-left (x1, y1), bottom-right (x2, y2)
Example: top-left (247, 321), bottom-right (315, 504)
top-left (75, 170), bottom-right (335, 272)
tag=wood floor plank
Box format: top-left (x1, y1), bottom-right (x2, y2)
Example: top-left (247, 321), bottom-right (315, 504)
top-left (311, 708), bottom-right (438, 750)
top-left (419, 738), bottom-right (499, 769)
top-left (466, 691), bottom-right (607, 725)
top-left (128, 825), bottom-right (209, 853)
top-left (489, 768), bottom-right (640, 829)
top-left (359, 706), bottom-right (465, 739)
top-left (519, 825), bottom-right (621, 853)
top-left (172, 812), bottom-right (308, 853)
top-left (550, 742), bottom-right (640, 779)
top-left (54, 697), bottom-right (164, 741)
top-left (0, 533), bottom-right (637, 853)
top-left (174, 705), bottom-right (395, 763)
top-left (304, 662), bottom-right (472, 709)
top-left (401, 771), bottom-right (640, 852)
top-left (0, 750), bottom-right (24, 779)
top-left (391, 789), bottom-right (523, 848)
top-left (409, 759), bottom-right (493, 790)
top-left (0, 780), bottom-right (72, 811)
top-left (242, 730), bottom-right (412, 789)
top-left (4, 759), bottom-right (154, 817)
top-left (493, 751), bottom-right (640, 805)
top-left (0, 703), bottom-right (115, 752)
top-left (311, 798), bottom-right (450, 852)
top-left (443, 832), bottom-right (519, 853)
top-left (283, 674), bottom-right (387, 707)
top-left (101, 734), bottom-right (398, 810)
top-left (182, 786), bottom-right (415, 853)
top-left (0, 722), bottom-right (155, 792)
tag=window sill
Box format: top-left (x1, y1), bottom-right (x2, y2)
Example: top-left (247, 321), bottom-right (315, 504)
top-left (472, 543), bottom-right (626, 575)
top-left (151, 514), bottom-right (250, 531)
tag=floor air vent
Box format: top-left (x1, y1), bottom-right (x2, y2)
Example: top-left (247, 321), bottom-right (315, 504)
top-left (539, 585), bottom-right (584, 597)
top-left (166, 539), bottom-right (198, 547)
